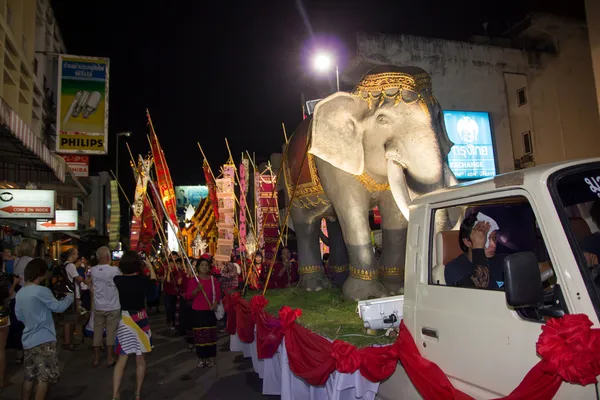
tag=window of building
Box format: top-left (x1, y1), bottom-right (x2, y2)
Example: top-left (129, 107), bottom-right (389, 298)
top-left (517, 87), bottom-right (527, 106)
top-left (522, 131), bottom-right (533, 155)
top-left (7, 5), bottom-right (13, 29)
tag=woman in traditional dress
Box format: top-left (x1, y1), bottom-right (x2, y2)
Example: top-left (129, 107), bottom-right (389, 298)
top-left (186, 255), bottom-right (221, 368)
top-left (112, 251), bottom-right (156, 400)
top-left (268, 247), bottom-right (299, 288)
top-left (248, 251), bottom-right (264, 290)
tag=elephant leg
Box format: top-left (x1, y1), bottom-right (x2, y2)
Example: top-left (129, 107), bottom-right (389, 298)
top-left (377, 190), bottom-right (408, 295)
top-left (325, 217), bottom-right (349, 287)
top-left (292, 207), bottom-right (330, 291)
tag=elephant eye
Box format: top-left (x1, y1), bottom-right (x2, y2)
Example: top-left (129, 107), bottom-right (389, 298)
top-left (376, 114), bottom-right (389, 125)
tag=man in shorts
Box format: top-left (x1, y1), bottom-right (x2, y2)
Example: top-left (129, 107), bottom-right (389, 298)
top-left (15, 258), bottom-right (74, 399)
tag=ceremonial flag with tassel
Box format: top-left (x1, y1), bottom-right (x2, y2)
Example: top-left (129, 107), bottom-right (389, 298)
top-left (256, 168), bottom-right (280, 265)
top-left (150, 181), bottom-right (165, 227)
top-left (147, 112), bottom-right (178, 228)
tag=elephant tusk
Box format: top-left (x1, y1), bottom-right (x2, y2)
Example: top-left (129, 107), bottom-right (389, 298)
top-left (387, 159), bottom-right (411, 221)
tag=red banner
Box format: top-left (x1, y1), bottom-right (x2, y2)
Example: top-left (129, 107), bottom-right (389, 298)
top-left (150, 181), bottom-right (164, 228)
top-left (139, 197), bottom-right (156, 254)
top-left (148, 114), bottom-right (178, 228)
top-left (204, 161), bottom-right (219, 220)
top-left (256, 172), bottom-right (279, 265)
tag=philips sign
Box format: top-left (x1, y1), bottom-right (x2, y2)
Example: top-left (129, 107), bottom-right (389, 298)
top-left (443, 111), bottom-right (497, 180)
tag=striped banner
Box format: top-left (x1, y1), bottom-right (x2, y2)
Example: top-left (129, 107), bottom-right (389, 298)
top-left (215, 167), bottom-right (235, 263)
top-left (256, 170), bottom-right (279, 265)
top-left (109, 180), bottom-right (121, 249)
top-left (239, 159), bottom-right (249, 252)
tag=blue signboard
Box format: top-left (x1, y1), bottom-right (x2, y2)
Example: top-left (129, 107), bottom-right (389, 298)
top-left (443, 110), bottom-right (497, 180)
top-left (175, 185), bottom-right (209, 215)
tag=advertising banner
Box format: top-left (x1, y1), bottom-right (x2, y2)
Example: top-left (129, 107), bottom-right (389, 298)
top-left (443, 110), bottom-right (497, 180)
top-left (175, 185), bottom-right (208, 215)
top-left (61, 155), bottom-right (89, 177)
top-left (0, 190), bottom-right (55, 219)
top-left (36, 210), bottom-right (78, 232)
top-left (56, 55), bottom-right (110, 154)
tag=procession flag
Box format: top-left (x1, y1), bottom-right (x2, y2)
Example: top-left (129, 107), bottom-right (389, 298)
top-left (239, 158), bottom-right (249, 253)
top-left (147, 112), bottom-right (178, 228)
top-left (108, 180), bottom-right (121, 249)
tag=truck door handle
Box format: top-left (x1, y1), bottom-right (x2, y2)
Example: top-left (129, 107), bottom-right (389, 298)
top-left (421, 327), bottom-right (438, 339)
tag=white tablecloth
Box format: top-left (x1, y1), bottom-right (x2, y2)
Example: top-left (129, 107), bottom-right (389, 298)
top-left (230, 333), bottom-right (380, 400)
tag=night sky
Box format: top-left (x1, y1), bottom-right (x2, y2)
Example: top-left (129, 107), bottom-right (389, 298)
top-left (51, 0), bottom-right (585, 194)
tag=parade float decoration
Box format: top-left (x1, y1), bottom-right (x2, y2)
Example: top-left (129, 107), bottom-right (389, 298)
top-left (225, 292), bottom-right (600, 399)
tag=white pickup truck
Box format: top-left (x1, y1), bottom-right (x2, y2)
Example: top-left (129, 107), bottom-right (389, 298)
top-left (378, 159), bottom-right (600, 399)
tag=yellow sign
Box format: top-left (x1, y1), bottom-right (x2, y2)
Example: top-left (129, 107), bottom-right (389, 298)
top-left (56, 54), bottom-right (109, 154)
top-left (58, 133), bottom-right (105, 152)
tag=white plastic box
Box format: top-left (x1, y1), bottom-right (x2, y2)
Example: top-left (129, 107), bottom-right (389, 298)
top-left (356, 295), bottom-right (404, 330)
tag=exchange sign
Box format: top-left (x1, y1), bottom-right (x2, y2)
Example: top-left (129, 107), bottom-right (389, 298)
top-left (443, 110), bottom-right (497, 180)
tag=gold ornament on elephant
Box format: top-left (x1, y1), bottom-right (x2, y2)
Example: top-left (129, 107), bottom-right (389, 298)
top-left (355, 172), bottom-right (391, 193)
top-left (331, 265), bottom-right (349, 273)
top-left (352, 71), bottom-right (434, 110)
top-left (349, 265), bottom-right (380, 281)
top-left (299, 265), bottom-right (322, 275)
top-left (381, 266), bottom-right (404, 277)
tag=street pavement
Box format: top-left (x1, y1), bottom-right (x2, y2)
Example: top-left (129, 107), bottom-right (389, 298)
top-left (3, 310), bottom-right (280, 400)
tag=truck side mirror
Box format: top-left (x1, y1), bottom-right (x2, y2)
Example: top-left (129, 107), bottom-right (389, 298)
top-left (504, 252), bottom-right (544, 308)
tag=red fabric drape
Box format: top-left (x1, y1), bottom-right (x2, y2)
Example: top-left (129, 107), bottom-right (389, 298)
top-left (227, 293), bottom-right (600, 398)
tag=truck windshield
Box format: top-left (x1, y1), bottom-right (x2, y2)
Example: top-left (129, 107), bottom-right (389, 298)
top-left (549, 162), bottom-right (600, 318)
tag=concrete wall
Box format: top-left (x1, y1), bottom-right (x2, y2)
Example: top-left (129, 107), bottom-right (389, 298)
top-left (355, 15), bottom-right (600, 173)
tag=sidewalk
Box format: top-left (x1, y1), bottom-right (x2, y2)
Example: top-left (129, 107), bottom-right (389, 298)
top-left (2, 312), bottom-right (279, 399)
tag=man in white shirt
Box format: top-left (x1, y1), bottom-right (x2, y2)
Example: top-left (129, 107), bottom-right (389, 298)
top-left (62, 248), bottom-right (84, 350)
top-left (90, 246), bottom-right (121, 366)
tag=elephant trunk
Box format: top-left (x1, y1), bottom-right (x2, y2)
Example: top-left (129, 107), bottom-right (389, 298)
top-left (387, 159), bottom-right (411, 221)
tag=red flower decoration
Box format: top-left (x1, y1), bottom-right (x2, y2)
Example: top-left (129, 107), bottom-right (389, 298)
top-left (278, 306), bottom-right (302, 330)
top-left (331, 340), bottom-right (361, 373)
top-left (250, 295), bottom-right (269, 315)
top-left (537, 314), bottom-right (600, 386)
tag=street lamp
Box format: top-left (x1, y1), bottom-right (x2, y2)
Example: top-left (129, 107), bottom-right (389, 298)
top-left (313, 51), bottom-right (339, 91)
top-left (115, 131), bottom-right (132, 183)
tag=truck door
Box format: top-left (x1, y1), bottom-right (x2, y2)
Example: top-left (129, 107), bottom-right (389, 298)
top-left (414, 191), bottom-right (595, 399)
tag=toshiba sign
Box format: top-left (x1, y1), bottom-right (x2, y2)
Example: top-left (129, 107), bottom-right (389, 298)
top-left (61, 155), bottom-right (89, 177)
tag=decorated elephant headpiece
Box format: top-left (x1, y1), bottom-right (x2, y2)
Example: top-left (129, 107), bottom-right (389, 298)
top-left (352, 65), bottom-right (437, 115)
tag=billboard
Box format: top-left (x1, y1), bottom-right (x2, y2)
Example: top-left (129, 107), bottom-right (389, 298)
top-left (56, 55), bottom-right (110, 154)
top-left (61, 155), bottom-right (89, 177)
top-left (443, 110), bottom-right (497, 180)
top-left (175, 186), bottom-right (208, 214)
top-left (36, 210), bottom-right (78, 232)
top-left (0, 190), bottom-right (56, 219)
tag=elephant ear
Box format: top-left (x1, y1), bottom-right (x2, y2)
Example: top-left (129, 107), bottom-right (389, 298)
top-left (309, 92), bottom-right (365, 176)
top-left (432, 98), bottom-right (454, 159)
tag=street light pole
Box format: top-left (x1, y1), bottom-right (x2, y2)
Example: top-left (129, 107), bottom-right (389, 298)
top-left (115, 131), bottom-right (132, 183)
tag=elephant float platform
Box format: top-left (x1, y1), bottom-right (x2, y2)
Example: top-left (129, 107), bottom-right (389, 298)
top-left (229, 158), bottom-right (600, 399)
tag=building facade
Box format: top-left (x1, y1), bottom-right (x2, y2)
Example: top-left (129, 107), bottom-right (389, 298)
top-left (343, 14), bottom-right (600, 174)
top-left (0, 0), bottom-right (97, 258)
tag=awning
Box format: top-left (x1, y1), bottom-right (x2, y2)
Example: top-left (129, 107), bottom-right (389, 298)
top-left (0, 96), bottom-right (66, 182)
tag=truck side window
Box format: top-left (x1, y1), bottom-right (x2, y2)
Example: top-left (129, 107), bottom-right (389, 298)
top-left (431, 196), bottom-right (555, 292)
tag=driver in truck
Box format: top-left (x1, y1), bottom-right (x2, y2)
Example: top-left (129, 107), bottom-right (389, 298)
top-left (444, 214), bottom-right (505, 289)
